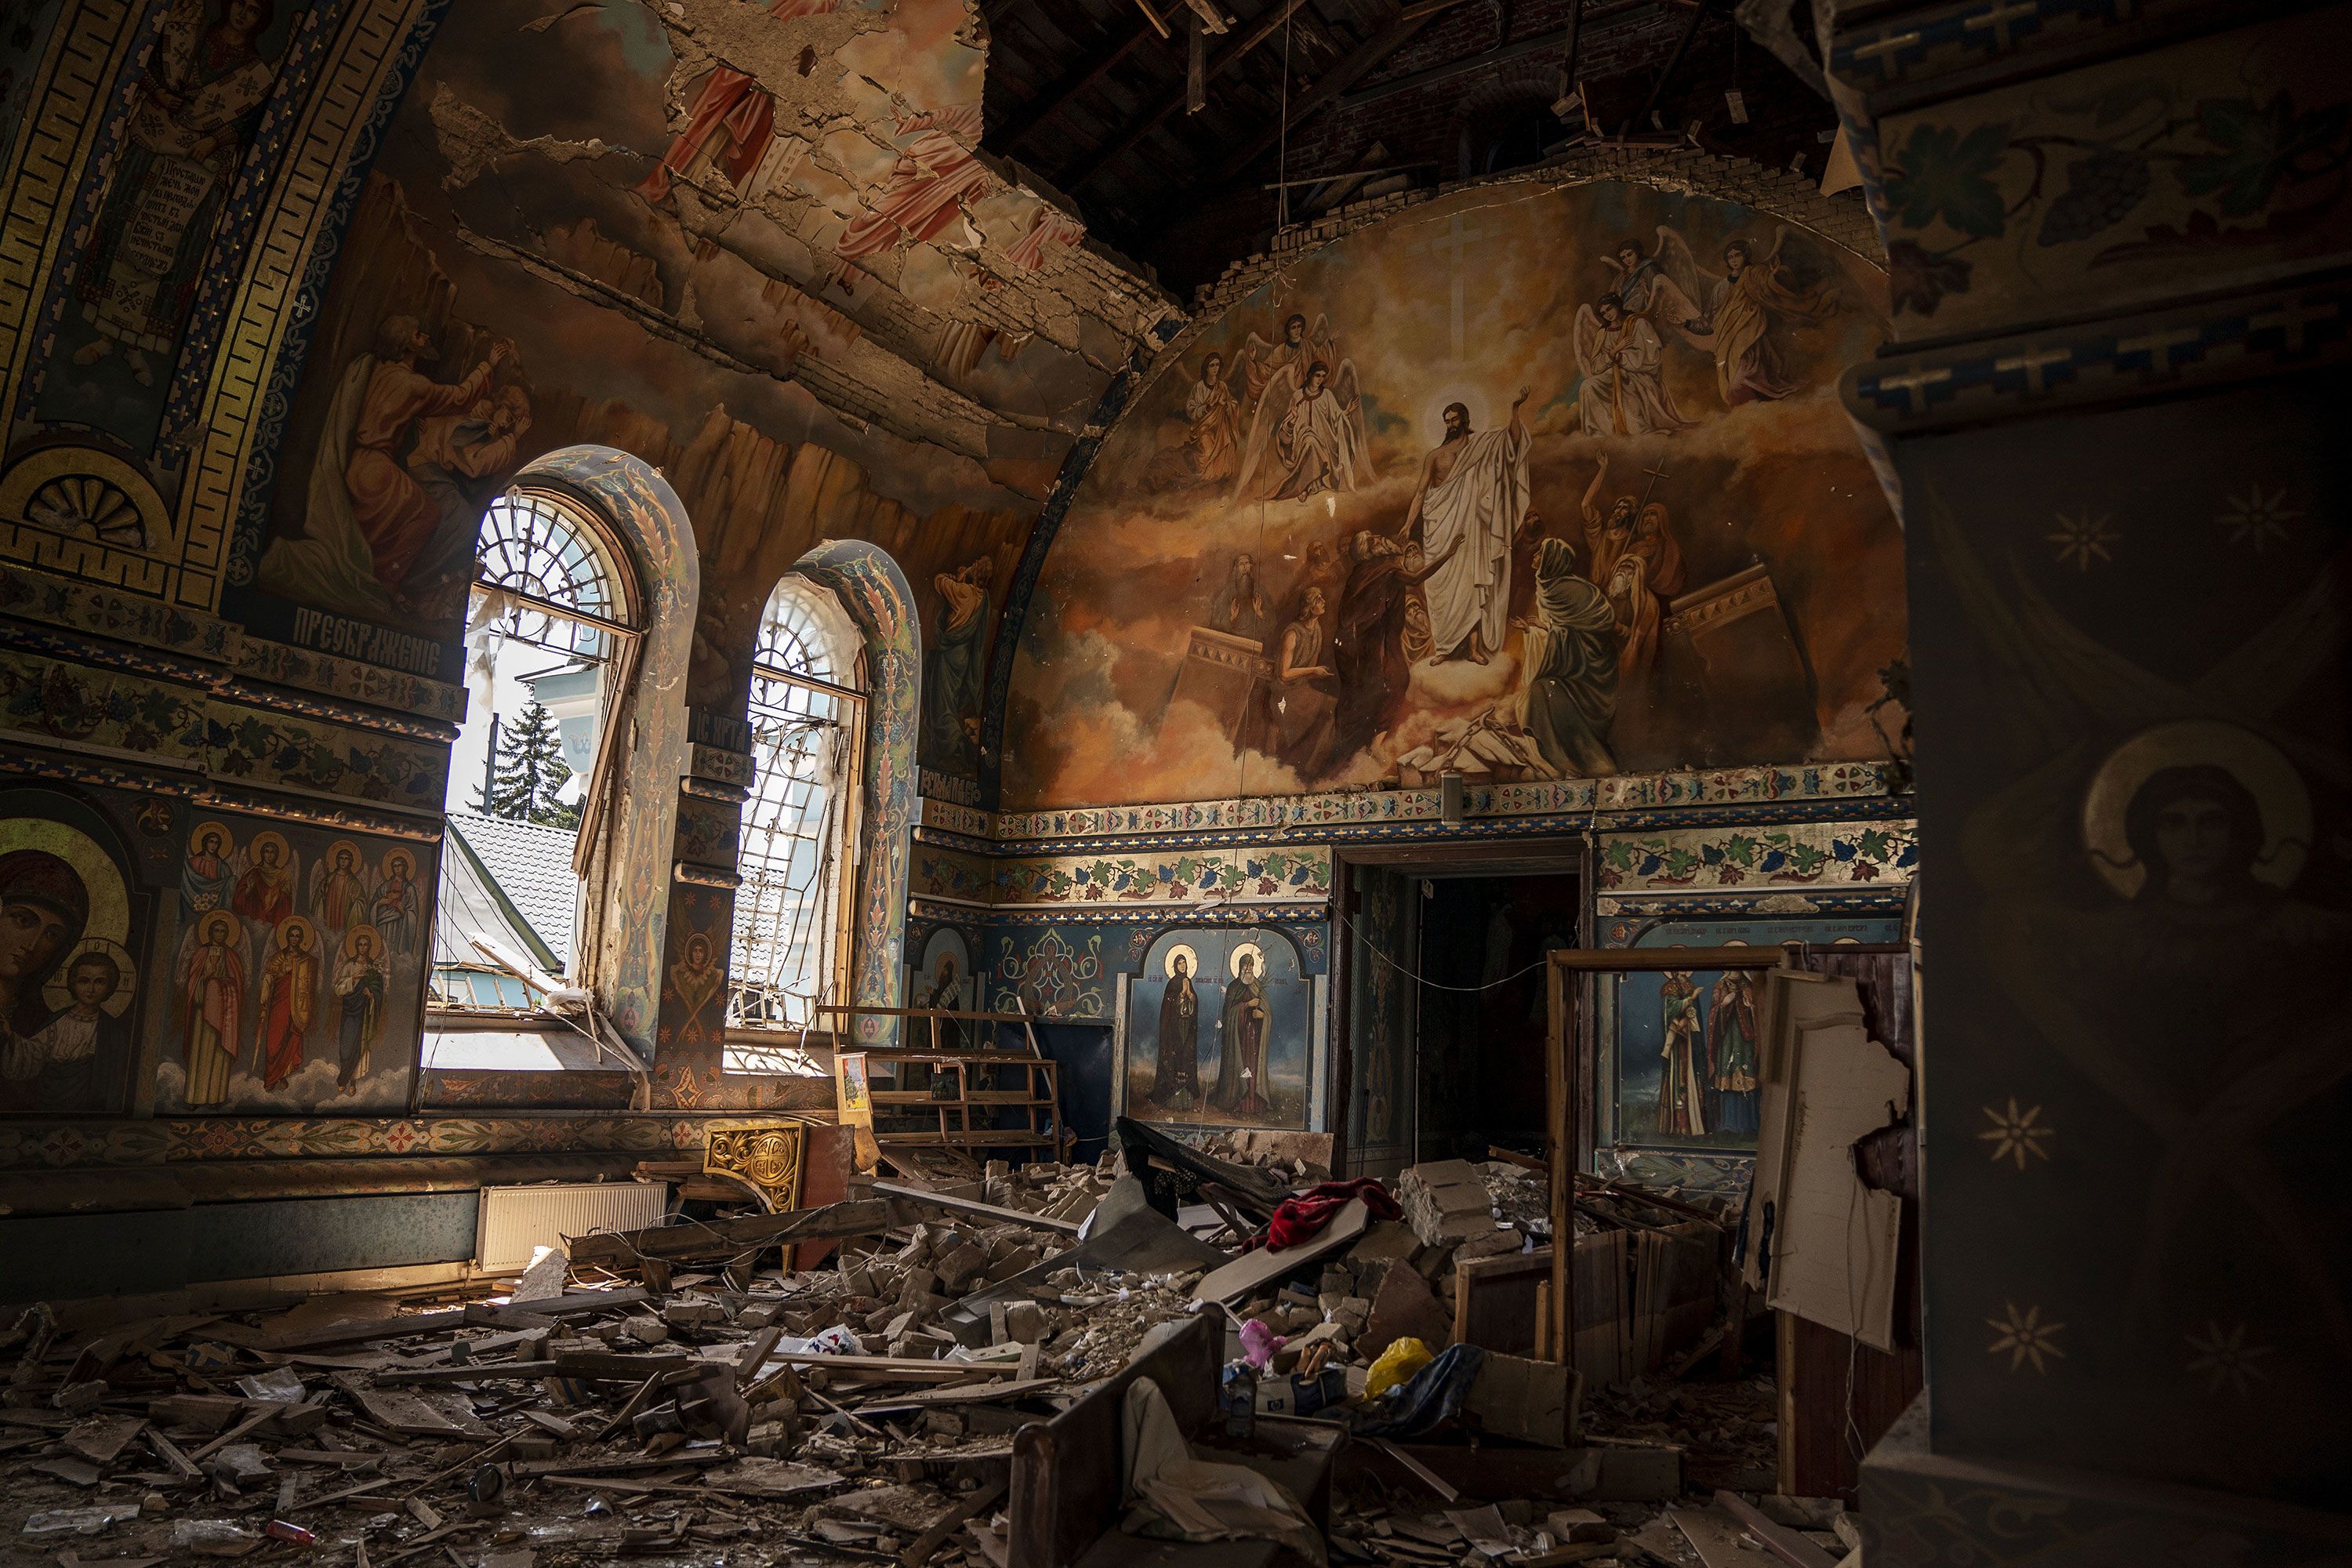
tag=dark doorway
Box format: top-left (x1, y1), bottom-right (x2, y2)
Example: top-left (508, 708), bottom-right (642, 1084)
top-left (1412, 872), bottom-right (1581, 1163)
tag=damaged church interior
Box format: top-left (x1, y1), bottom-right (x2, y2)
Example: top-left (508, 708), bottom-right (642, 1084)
top-left (0, 0), bottom-right (2344, 1559)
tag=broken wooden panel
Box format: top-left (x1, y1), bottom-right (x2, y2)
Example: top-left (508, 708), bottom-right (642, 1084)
top-left (1745, 971), bottom-right (1911, 1351)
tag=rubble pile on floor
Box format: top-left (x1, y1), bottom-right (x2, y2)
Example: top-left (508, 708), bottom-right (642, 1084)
top-left (1, 1143), bottom-right (1853, 1568)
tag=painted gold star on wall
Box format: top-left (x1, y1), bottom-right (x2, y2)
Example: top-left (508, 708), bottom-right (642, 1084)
top-left (2185, 1322), bottom-right (2273, 1395)
top-left (1987, 1301), bottom-right (2064, 1374)
top-left (1978, 1098), bottom-right (2053, 1170)
top-left (2216, 483), bottom-right (2301, 552)
top-left (2047, 510), bottom-right (2119, 571)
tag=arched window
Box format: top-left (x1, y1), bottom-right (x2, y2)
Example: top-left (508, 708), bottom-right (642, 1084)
top-left (729, 577), bottom-right (865, 1032)
top-left (430, 488), bottom-right (641, 1014)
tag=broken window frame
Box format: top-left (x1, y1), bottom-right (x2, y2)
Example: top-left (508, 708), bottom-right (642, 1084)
top-left (727, 578), bottom-right (866, 1051)
top-left (429, 487), bottom-right (644, 1039)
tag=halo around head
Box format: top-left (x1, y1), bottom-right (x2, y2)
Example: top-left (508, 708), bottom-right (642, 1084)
top-left (188, 820), bottom-right (236, 858)
top-left (1229, 941), bottom-right (1265, 980)
top-left (274, 915), bottom-right (318, 952)
top-left (2082, 719), bottom-right (2311, 898)
top-left (344, 922), bottom-right (385, 959)
top-left (1163, 942), bottom-right (1199, 979)
top-left (45, 936), bottom-right (138, 1017)
top-left (0, 816), bottom-right (129, 945)
top-left (247, 829), bottom-right (291, 866)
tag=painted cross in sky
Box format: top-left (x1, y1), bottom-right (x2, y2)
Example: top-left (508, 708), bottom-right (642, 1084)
top-left (1408, 211), bottom-right (1488, 360)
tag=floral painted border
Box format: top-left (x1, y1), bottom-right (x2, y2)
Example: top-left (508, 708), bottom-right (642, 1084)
top-left (1597, 820), bottom-right (1918, 892)
top-left (237, 634), bottom-right (466, 723)
top-left (916, 840), bottom-right (1334, 907)
top-left (0, 564), bottom-right (231, 660)
top-left (204, 702), bottom-right (447, 810)
top-left (0, 1113), bottom-right (796, 1171)
top-left (978, 762), bottom-right (1893, 844)
top-left (0, 649), bottom-right (207, 761)
top-left (1875, 16), bottom-right (2352, 332)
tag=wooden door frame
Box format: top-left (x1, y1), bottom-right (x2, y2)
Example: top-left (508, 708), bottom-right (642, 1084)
top-left (1329, 844), bottom-right (1586, 1178)
top-left (1541, 942), bottom-right (1907, 1365)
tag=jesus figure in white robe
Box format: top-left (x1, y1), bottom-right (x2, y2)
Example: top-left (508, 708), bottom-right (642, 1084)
top-left (1406, 387), bottom-right (1533, 664)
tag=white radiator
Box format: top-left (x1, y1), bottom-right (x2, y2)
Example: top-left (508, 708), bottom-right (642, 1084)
top-left (474, 1181), bottom-right (669, 1275)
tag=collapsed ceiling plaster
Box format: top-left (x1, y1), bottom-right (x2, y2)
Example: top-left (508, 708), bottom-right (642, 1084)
top-left (421, 0), bottom-right (1178, 472)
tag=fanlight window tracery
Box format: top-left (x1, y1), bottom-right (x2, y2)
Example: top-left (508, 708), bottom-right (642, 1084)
top-left (469, 490), bottom-right (627, 660)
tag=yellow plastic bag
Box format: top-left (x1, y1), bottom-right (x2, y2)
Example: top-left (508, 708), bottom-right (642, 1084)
top-left (1363, 1336), bottom-right (1433, 1400)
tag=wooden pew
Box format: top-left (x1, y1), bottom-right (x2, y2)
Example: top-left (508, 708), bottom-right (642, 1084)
top-left (1006, 1315), bottom-right (1339, 1568)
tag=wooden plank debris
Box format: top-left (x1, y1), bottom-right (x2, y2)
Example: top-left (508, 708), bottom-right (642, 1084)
top-left (565, 1199), bottom-right (890, 1269)
top-left (1710, 1490), bottom-right (1842, 1568)
top-left (873, 1181), bottom-right (1085, 1237)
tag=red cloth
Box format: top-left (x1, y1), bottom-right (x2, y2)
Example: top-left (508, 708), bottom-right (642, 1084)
top-left (1244, 1178), bottom-right (1403, 1254)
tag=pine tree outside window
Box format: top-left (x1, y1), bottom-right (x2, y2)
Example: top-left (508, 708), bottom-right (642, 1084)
top-left (431, 489), bottom-right (641, 1014)
top-left (479, 700), bottom-right (579, 829)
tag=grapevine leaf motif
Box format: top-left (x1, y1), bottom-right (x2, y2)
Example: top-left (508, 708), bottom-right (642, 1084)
top-left (1887, 240), bottom-right (1973, 315)
top-left (2179, 93), bottom-right (2350, 216)
top-left (1885, 122), bottom-right (2012, 238)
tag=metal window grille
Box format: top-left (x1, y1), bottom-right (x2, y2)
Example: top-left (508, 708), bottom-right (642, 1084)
top-left (730, 582), bottom-right (863, 1029)
top-left (431, 490), bottom-right (637, 1006)
top-left (469, 490), bottom-right (626, 660)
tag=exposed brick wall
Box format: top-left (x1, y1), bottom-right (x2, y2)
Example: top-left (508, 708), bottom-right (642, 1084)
top-left (1185, 143), bottom-right (1881, 320)
top-left (1147, 3), bottom-right (1842, 295)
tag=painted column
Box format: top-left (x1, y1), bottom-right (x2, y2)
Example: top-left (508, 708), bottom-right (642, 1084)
top-left (1826, 0), bottom-right (2352, 1550)
top-left (793, 540), bottom-right (921, 1046)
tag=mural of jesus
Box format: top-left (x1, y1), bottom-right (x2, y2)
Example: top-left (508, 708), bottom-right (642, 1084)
top-left (1408, 388), bottom-right (1531, 665)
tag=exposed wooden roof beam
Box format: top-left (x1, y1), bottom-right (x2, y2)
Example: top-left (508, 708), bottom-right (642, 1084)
top-left (1207, 5), bottom-right (1439, 183)
top-left (1624, 0), bottom-right (1708, 135)
top-left (993, 14), bottom-right (1169, 151)
top-left (1336, 0), bottom-right (1657, 109)
top-left (1058, 0), bottom-right (1317, 189)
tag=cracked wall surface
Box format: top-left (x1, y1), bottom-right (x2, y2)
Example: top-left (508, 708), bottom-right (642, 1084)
top-left (249, 0), bottom-right (1185, 795)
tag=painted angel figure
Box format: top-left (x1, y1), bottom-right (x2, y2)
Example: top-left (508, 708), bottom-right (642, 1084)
top-left (1235, 310), bottom-right (1329, 407)
top-left (1232, 312), bottom-right (1372, 503)
top-left (1573, 294), bottom-right (1696, 437)
top-left (1242, 362), bottom-right (1369, 503)
top-left (1599, 234), bottom-right (1712, 339)
top-left (309, 845), bottom-right (373, 944)
top-left (176, 910), bottom-right (250, 1109)
top-left (1639, 226), bottom-right (1840, 405)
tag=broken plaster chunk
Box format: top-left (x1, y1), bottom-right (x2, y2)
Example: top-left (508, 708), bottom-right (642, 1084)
top-left (934, 1243), bottom-right (989, 1293)
top-left (1002, 1301), bottom-right (1046, 1344)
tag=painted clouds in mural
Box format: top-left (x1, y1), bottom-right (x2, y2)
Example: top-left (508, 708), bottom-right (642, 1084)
top-left (0, 793), bottom-right (143, 1116)
top-left (1006, 183), bottom-right (1906, 808)
top-left (159, 817), bottom-right (424, 1112)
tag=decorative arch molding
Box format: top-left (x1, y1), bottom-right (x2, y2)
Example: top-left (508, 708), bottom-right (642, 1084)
top-left (786, 539), bottom-right (921, 1044)
top-left (978, 149), bottom-right (1885, 808)
top-left (511, 445), bottom-right (699, 1051)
